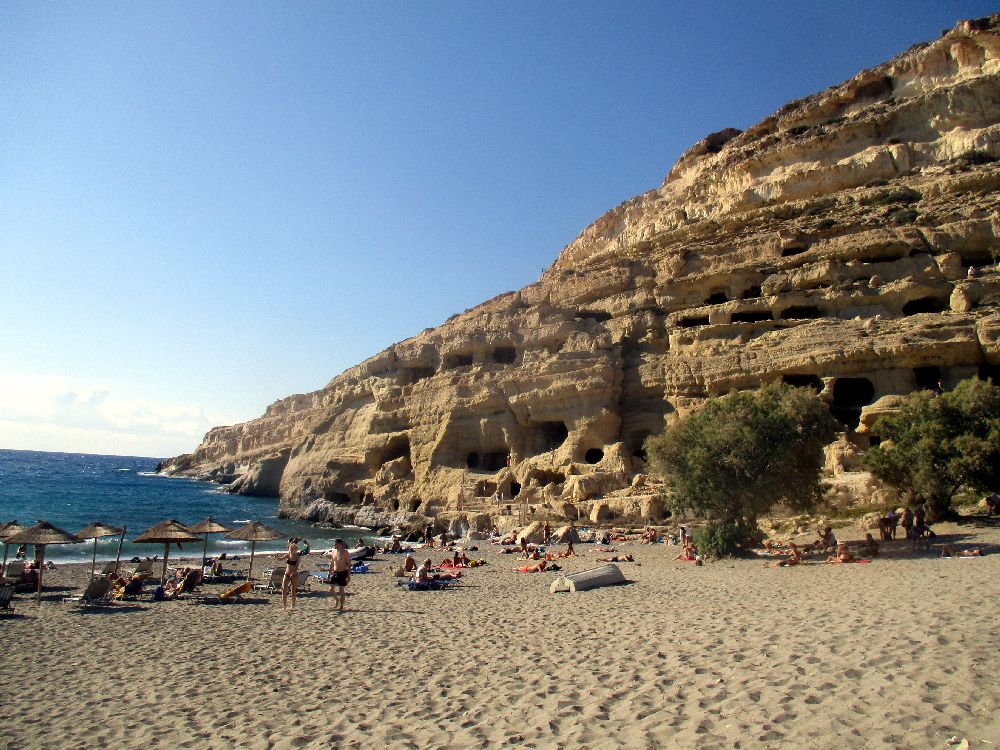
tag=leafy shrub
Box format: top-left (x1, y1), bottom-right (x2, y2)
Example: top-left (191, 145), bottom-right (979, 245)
top-left (692, 521), bottom-right (762, 559)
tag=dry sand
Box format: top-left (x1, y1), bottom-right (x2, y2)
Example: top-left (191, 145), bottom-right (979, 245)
top-left (2, 519), bottom-right (999, 750)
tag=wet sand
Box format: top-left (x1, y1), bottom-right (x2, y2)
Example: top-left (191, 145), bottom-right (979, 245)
top-left (2, 519), bottom-right (999, 749)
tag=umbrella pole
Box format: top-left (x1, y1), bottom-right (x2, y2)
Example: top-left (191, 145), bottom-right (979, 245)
top-left (1, 543), bottom-right (8, 580)
top-left (36, 545), bottom-right (45, 605)
top-left (114, 526), bottom-right (125, 575)
top-left (90, 538), bottom-right (98, 580)
top-left (247, 540), bottom-right (257, 582)
top-left (202, 534), bottom-right (209, 568)
top-left (162, 542), bottom-right (170, 585)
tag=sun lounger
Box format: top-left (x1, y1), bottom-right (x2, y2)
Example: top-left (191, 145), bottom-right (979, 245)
top-left (65, 576), bottom-right (115, 606)
top-left (253, 567), bottom-right (284, 592)
top-left (0, 585), bottom-right (14, 615)
top-left (95, 561), bottom-right (120, 577)
top-left (198, 580), bottom-right (253, 604)
top-left (130, 559), bottom-right (156, 580)
top-left (2, 561), bottom-right (26, 585)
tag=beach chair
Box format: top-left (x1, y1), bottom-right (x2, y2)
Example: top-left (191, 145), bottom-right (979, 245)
top-left (65, 577), bottom-right (114, 606)
top-left (95, 561), bottom-right (119, 577)
top-left (131, 559), bottom-right (156, 580)
top-left (198, 580), bottom-right (252, 605)
top-left (2, 560), bottom-right (26, 585)
top-left (295, 569), bottom-right (312, 591)
top-left (252, 567), bottom-right (284, 593)
top-left (0, 585), bottom-right (14, 615)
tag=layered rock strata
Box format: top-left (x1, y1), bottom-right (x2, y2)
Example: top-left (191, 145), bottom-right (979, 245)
top-left (161, 16), bottom-right (1000, 532)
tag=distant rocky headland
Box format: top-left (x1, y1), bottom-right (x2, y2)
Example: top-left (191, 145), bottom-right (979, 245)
top-left (160, 15), bottom-right (1000, 536)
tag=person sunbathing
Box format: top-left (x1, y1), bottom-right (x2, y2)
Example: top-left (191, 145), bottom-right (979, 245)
top-left (639, 528), bottom-right (657, 544)
top-left (403, 553), bottom-right (418, 573)
top-left (826, 542), bottom-right (855, 564)
top-left (770, 542), bottom-right (803, 567)
top-left (597, 554), bottom-right (634, 562)
top-left (940, 545), bottom-right (984, 557)
top-left (517, 560), bottom-right (548, 573)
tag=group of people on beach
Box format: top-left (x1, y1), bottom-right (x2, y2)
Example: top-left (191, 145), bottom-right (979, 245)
top-left (280, 536), bottom-right (351, 611)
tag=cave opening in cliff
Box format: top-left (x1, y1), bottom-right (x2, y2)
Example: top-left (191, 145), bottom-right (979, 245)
top-left (782, 374), bottom-right (823, 393)
top-left (914, 366), bottom-right (942, 391)
top-left (401, 366), bottom-right (435, 385)
top-left (529, 470), bottom-right (564, 487)
top-left (901, 297), bottom-right (948, 315)
top-left (741, 285), bottom-right (763, 299)
top-left (389, 498), bottom-right (400, 511)
top-left (705, 290), bottom-right (728, 305)
top-left (539, 421), bottom-right (569, 452)
top-left (492, 346), bottom-right (517, 364)
top-left (584, 448), bottom-right (605, 464)
top-left (979, 363), bottom-right (1000, 384)
top-left (781, 243), bottom-right (808, 257)
top-left (476, 481), bottom-right (497, 497)
top-left (960, 249), bottom-right (993, 268)
top-left (627, 431), bottom-right (651, 461)
top-left (446, 352), bottom-right (474, 368)
top-left (408, 498), bottom-right (421, 512)
top-left (576, 310), bottom-right (613, 323)
top-left (731, 310), bottom-right (773, 324)
top-left (779, 305), bottom-right (822, 320)
top-left (467, 450), bottom-right (508, 471)
top-left (509, 481), bottom-right (521, 498)
top-left (830, 377), bottom-right (875, 429)
top-left (326, 491), bottom-right (352, 505)
top-left (678, 316), bottom-right (709, 328)
top-left (382, 436), bottom-right (411, 465)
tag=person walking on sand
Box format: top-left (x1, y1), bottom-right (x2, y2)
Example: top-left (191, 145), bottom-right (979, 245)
top-left (328, 539), bottom-right (351, 611)
top-left (282, 537), bottom-right (301, 610)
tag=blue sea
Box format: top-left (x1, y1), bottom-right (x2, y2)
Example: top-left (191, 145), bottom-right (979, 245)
top-left (0, 449), bottom-right (370, 562)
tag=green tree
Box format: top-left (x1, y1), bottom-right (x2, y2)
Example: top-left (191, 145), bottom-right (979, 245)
top-left (864, 377), bottom-right (1000, 520)
top-left (646, 382), bottom-right (839, 555)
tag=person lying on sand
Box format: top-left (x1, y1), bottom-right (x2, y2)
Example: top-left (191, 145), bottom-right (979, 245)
top-left (517, 560), bottom-right (548, 573)
top-left (940, 545), bottom-right (984, 557)
top-left (417, 559), bottom-right (462, 581)
top-left (826, 542), bottom-right (855, 564)
top-left (597, 554), bottom-right (634, 562)
top-left (770, 542), bottom-right (803, 567)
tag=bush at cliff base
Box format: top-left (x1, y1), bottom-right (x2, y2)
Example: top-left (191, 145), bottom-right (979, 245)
top-left (865, 377), bottom-right (1000, 521)
top-left (692, 521), bottom-right (764, 559)
top-left (646, 382), bottom-right (839, 556)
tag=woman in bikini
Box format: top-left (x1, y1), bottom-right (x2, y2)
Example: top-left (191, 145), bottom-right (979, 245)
top-left (282, 537), bottom-right (301, 610)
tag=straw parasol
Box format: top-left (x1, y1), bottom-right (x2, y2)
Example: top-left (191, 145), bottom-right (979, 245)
top-left (76, 521), bottom-right (125, 580)
top-left (133, 520), bottom-right (201, 584)
top-left (5, 521), bottom-right (82, 604)
top-left (188, 516), bottom-right (233, 568)
top-left (1, 521), bottom-right (27, 580)
top-left (224, 520), bottom-right (283, 582)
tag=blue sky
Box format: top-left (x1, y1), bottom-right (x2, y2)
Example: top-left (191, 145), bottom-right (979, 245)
top-left (1, 1), bottom-right (994, 456)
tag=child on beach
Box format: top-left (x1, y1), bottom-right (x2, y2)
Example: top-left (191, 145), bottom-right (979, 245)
top-left (770, 542), bottom-right (803, 567)
top-left (328, 539), bottom-right (351, 611)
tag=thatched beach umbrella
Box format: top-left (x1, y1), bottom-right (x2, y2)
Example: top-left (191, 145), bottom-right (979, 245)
top-left (76, 521), bottom-right (125, 580)
top-left (5, 521), bottom-right (82, 604)
top-left (188, 516), bottom-right (233, 568)
top-left (224, 520), bottom-right (282, 582)
top-left (133, 520), bottom-right (201, 585)
top-left (1, 521), bottom-right (26, 579)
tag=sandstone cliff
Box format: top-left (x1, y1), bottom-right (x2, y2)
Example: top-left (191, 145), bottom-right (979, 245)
top-left (160, 16), bottom-right (1000, 532)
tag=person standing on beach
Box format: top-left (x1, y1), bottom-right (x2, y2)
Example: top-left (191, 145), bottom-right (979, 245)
top-left (328, 539), bottom-right (351, 611)
top-left (282, 537), bottom-right (301, 610)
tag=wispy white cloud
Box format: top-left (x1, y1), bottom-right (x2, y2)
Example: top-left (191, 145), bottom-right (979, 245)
top-left (0, 374), bottom-right (218, 456)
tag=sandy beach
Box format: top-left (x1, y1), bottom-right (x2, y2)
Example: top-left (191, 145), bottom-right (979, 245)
top-left (2, 519), bottom-right (999, 750)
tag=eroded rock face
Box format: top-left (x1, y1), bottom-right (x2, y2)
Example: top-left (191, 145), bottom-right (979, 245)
top-left (162, 17), bottom-right (1000, 525)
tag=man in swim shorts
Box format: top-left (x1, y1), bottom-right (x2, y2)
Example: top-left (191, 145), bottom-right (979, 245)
top-left (328, 538), bottom-right (351, 611)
